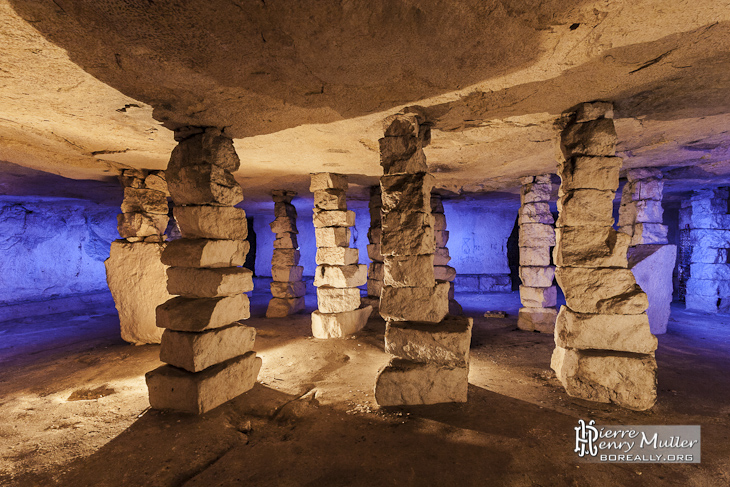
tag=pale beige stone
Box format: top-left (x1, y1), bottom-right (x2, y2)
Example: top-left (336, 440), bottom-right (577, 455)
top-left (162, 239), bottom-right (249, 268)
top-left (560, 118), bottom-right (617, 158)
top-left (317, 287), bottom-right (361, 313)
top-left (316, 247), bottom-right (359, 266)
top-left (273, 233), bottom-right (298, 249)
top-left (270, 217), bottom-right (298, 234)
top-left (554, 307), bottom-right (657, 354)
top-left (266, 297), bottom-right (305, 317)
top-left (380, 149), bottom-right (428, 176)
top-left (518, 223), bottom-right (555, 247)
top-left (167, 164), bottom-right (243, 206)
top-left (555, 267), bottom-right (648, 314)
top-left (381, 211), bottom-right (434, 256)
top-left (310, 172), bottom-right (348, 192)
top-left (384, 255), bottom-right (435, 287)
top-left (434, 230), bottom-right (449, 247)
top-left (312, 210), bottom-right (356, 228)
top-left (271, 265), bottom-right (303, 282)
top-left (518, 202), bottom-right (554, 225)
top-left (117, 212), bottom-right (168, 238)
top-left (519, 285), bottom-right (557, 308)
top-left (311, 306), bottom-right (373, 339)
top-left (374, 359), bottom-right (468, 406)
top-left (433, 247), bottom-right (451, 266)
top-left (105, 241), bottom-right (172, 344)
top-left (380, 282), bottom-right (449, 322)
top-left (146, 352), bottom-right (261, 414)
top-left (517, 307), bottom-right (557, 333)
top-left (575, 101), bottom-right (614, 123)
top-left (315, 227), bottom-right (351, 247)
top-left (558, 156), bottom-right (621, 192)
top-left (368, 262), bottom-right (384, 281)
top-left (382, 112), bottom-right (420, 137)
top-left (618, 200), bottom-right (664, 226)
top-left (553, 226), bottom-right (629, 268)
top-left (520, 182), bottom-right (552, 204)
top-left (551, 346), bottom-right (657, 411)
top-left (157, 294), bottom-right (250, 332)
top-left (313, 189), bottom-right (347, 210)
top-left (274, 201), bottom-right (297, 218)
top-left (271, 280), bottom-right (307, 298)
top-left (385, 316), bottom-right (473, 366)
top-left (168, 128), bottom-right (240, 171)
top-left (174, 206), bottom-right (248, 240)
top-left (144, 172), bottom-right (169, 196)
top-left (314, 264), bottom-right (367, 288)
top-left (434, 265), bottom-right (456, 282)
top-left (628, 244), bottom-right (676, 334)
top-left (121, 188), bottom-right (168, 214)
top-left (367, 278), bottom-right (383, 297)
top-left (367, 243), bottom-right (384, 262)
top-left (519, 266), bottom-right (555, 287)
top-left (519, 246), bottom-right (551, 267)
top-left (159, 324), bottom-right (256, 372)
top-left (167, 267), bottom-right (253, 297)
top-left (556, 189), bottom-right (615, 227)
top-left (628, 223), bottom-right (668, 245)
top-left (380, 173), bottom-right (435, 213)
top-left (272, 249), bottom-right (301, 266)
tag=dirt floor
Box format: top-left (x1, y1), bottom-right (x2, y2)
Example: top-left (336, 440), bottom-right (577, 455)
top-left (1, 291), bottom-right (729, 487)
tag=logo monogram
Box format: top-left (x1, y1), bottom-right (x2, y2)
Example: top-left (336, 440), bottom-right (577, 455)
top-left (575, 419), bottom-right (599, 457)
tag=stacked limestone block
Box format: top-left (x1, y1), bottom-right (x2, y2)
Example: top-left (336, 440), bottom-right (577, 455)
top-left (310, 173), bottom-right (372, 338)
top-left (146, 127), bottom-right (261, 414)
top-left (681, 188), bottom-right (730, 313)
top-left (517, 174), bottom-right (557, 333)
top-left (551, 102), bottom-right (658, 411)
top-left (431, 193), bottom-right (461, 315)
top-left (619, 168), bottom-right (676, 334)
top-left (362, 185), bottom-right (384, 310)
top-left (106, 169), bottom-right (173, 344)
top-left (266, 190), bottom-right (306, 317)
top-left (374, 111), bottom-right (472, 406)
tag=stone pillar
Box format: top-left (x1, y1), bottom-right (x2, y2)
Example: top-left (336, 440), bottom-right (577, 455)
top-left (266, 190), bottom-right (306, 317)
top-left (105, 169), bottom-right (173, 344)
top-left (682, 188), bottom-right (730, 312)
top-left (310, 173), bottom-right (372, 338)
top-left (431, 193), bottom-right (460, 314)
top-left (619, 169), bottom-right (676, 334)
top-left (146, 127), bottom-right (261, 414)
top-left (517, 174), bottom-right (557, 332)
top-left (362, 185), bottom-right (383, 310)
top-left (551, 102), bottom-right (658, 411)
top-left (374, 111), bottom-right (472, 406)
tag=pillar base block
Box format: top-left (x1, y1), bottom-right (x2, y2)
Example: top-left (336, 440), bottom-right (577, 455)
top-left (517, 307), bottom-right (557, 333)
top-left (266, 297), bottom-right (305, 318)
top-left (374, 359), bottom-right (468, 406)
top-left (311, 305), bottom-right (373, 339)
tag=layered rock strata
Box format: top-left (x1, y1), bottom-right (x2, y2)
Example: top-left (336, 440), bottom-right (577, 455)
top-left (374, 111), bottom-right (472, 406)
top-left (146, 127), bottom-right (261, 414)
top-left (311, 173), bottom-right (372, 338)
top-left (362, 185), bottom-right (383, 310)
top-left (619, 168), bottom-right (675, 333)
top-left (681, 188), bottom-right (730, 313)
top-left (551, 102), bottom-right (657, 411)
top-left (266, 190), bottom-right (306, 317)
top-left (431, 193), bottom-right (461, 315)
top-left (106, 169), bottom-right (173, 344)
top-left (517, 174), bottom-right (556, 333)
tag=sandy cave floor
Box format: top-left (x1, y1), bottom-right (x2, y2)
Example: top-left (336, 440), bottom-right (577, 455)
top-left (0, 292), bottom-right (729, 487)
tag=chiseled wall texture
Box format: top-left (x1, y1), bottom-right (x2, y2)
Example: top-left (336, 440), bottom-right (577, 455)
top-left (0, 197), bottom-right (119, 304)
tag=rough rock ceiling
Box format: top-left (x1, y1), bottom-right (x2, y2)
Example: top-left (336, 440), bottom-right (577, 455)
top-left (1, 0), bottom-right (730, 202)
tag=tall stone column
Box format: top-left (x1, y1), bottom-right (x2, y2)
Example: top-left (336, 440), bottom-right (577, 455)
top-left (105, 169), bottom-right (173, 344)
top-left (682, 188), bottom-right (730, 312)
top-left (266, 190), bottom-right (306, 317)
top-left (619, 169), bottom-right (676, 334)
top-left (551, 102), bottom-right (658, 411)
top-left (311, 173), bottom-right (372, 338)
top-left (431, 193), bottom-right (460, 314)
top-left (517, 174), bottom-right (557, 333)
top-left (363, 185), bottom-right (383, 310)
top-left (375, 111), bottom-right (472, 406)
top-left (146, 127), bottom-right (261, 414)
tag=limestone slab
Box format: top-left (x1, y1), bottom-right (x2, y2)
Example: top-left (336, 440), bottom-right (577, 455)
top-left (555, 267), bottom-right (648, 314)
top-left (156, 294), bottom-right (250, 332)
top-left (367, 227), bottom-right (382, 244)
top-left (317, 287), bottom-right (361, 313)
top-left (434, 230), bottom-right (449, 247)
top-left (367, 243), bottom-right (384, 262)
top-left (121, 188), bottom-right (169, 215)
top-left (272, 249), bottom-right (301, 266)
top-left (314, 264), bottom-right (367, 288)
top-left (519, 266), bottom-right (555, 288)
top-left (117, 212), bottom-right (168, 238)
top-left (554, 306), bottom-right (657, 354)
top-left (274, 201), bottom-right (297, 218)
top-left (517, 307), bottom-right (557, 333)
top-left (313, 189), bottom-right (347, 210)
top-left (558, 156), bottom-right (621, 192)
top-left (169, 128), bottom-right (240, 172)
top-left (310, 173), bottom-right (348, 192)
top-left (384, 255), bottom-right (435, 287)
top-left (374, 359), bottom-right (468, 406)
top-left (380, 173), bottom-right (435, 213)
top-left (266, 297), bottom-right (305, 317)
top-left (519, 246), bottom-right (551, 267)
top-left (551, 346), bottom-right (656, 411)
top-left (575, 101), bottom-right (614, 123)
top-left (144, 172), bottom-right (169, 196)
top-left (433, 247), bottom-right (451, 266)
top-left (520, 182), bottom-right (552, 204)
top-left (367, 278), bottom-right (383, 297)
top-left (162, 239), bottom-right (249, 268)
top-left (557, 189), bottom-right (615, 227)
top-left (271, 265), bottom-right (304, 282)
top-left (518, 202), bottom-right (554, 225)
top-left (315, 227), bottom-right (351, 247)
top-left (430, 195), bottom-right (445, 214)
top-left (618, 200), bottom-right (664, 226)
top-left (146, 352), bottom-right (260, 414)
top-left (316, 247), bottom-right (359, 266)
top-left (627, 223), bottom-right (668, 245)
top-left (159, 324), bottom-right (256, 372)
top-left (271, 280), bottom-right (307, 298)
top-left (432, 212), bottom-right (447, 231)
top-left (380, 283), bottom-right (449, 323)
top-left (385, 316), bottom-right (473, 366)
top-left (270, 217), bottom-right (298, 234)
top-left (434, 265), bottom-right (457, 282)
top-left (553, 227), bottom-right (629, 268)
top-left (167, 164), bottom-right (243, 207)
top-left (519, 285), bottom-right (557, 308)
top-left (311, 306), bottom-right (373, 339)
top-left (167, 266), bottom-right (253, 297)
top-left (274, 233), bottom-right (298, 249)
top-left (518, 223), bottom-right (555, 247)
top-left (312, 210), bottom-right (356, 228)
top-left (174, 206), bottom-right (248, 240)
top-left (628, 244), bottom-right (676, 334)
top-left (368, 262), bottom-right (384, 281)
top-left (381, 211), bottom-right (434, 256)
top-left (560, 118), bottom-right (617, 158)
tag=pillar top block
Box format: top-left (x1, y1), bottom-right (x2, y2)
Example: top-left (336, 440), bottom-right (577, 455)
top-left (310, 172), bottom-right (348, 192)
top-left (271, 189), bottom-right (297, 203)
top-left (575, 101), bottom-right (614, 123)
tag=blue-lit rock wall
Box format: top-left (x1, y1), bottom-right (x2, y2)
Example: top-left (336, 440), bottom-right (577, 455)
top-left (0, 197), bottom-right (119, 305)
